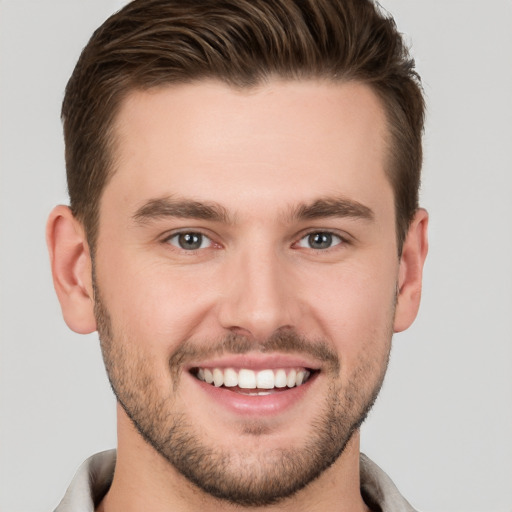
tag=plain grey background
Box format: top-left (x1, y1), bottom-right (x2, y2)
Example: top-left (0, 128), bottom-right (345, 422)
top-left (1, 1), bottom-right (511, 511)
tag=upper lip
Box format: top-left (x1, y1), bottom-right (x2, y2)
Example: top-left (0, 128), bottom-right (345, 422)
top-left (185, 353), bottom-right (322, 372)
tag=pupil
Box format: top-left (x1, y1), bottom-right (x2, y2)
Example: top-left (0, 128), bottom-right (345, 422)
top-left (179, 232), bottom-right (202, 250)
top-left (309, 232), bottom-right (331, 249)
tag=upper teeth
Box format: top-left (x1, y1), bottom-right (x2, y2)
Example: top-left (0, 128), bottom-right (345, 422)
top-left (195, 367), bottom-right (311, 389)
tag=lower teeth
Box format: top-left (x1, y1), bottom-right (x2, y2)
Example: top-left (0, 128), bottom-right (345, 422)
top-left (238, 390), bottom-right (273, 396)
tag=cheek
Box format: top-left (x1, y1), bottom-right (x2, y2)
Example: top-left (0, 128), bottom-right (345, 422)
top-left (96, 252), bottom-right (220, 350)
top-left (96, 234), bottom-right (399, 367)
top-left (302, 259), bottom-right (398, 362)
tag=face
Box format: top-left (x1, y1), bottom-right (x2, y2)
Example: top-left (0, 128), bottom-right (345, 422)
top-left (94, 80), bottom-right (399, 505)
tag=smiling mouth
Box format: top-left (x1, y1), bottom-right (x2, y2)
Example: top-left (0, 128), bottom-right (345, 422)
top-left (192, 367), bottom-right (315, 395)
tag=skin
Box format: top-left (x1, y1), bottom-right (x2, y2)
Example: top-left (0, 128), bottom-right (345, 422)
top-left (47, 80), bottom-right (428, 512)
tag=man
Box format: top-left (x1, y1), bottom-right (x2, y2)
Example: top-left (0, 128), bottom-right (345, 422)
top-left (47, 0), bottom-right (428, 510)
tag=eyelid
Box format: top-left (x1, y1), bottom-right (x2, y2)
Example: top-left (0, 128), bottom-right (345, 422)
top-left (294, 229), bottom-right (350, 250)
top-left (159, 227), bottom-right (351, 251)
top-left (161, 228), bottom-right (218, 250)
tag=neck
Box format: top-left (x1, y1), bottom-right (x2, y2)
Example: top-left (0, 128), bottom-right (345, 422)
top-left (97, 406), bottom-right (370, 512)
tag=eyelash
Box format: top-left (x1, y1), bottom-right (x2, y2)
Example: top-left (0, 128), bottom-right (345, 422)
top-left (164, 231), bottom-right (215, 251)
top-left (295, 231), bottom-right (346, 251)
top-left (163, 229), bottom-right (349, 252)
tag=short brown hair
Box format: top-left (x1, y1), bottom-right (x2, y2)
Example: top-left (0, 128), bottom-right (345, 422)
top-left (62, 0), bottom-right (424, 252)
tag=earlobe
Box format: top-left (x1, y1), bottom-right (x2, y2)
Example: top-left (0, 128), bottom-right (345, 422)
top-left (46, 205), bottom-right (97, 334)
top-left (393, 208), bottom-right (429, 333)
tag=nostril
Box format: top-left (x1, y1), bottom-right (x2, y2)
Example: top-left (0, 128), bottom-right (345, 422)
top-left (228, 326), bottom-right (254, 337)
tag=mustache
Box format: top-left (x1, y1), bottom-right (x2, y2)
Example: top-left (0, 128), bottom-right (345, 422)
top-left (170, 329), bottom-right (340, 376)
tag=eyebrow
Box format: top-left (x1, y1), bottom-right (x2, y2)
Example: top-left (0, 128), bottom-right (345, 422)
top-left (290, 197), bottom-right (374, 222)
top-left (132, 195), bottom-right (374, 226)
top-left (133, 197), bottom-right (232, 225)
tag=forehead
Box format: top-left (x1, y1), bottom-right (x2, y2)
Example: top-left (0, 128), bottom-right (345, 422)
top-left (105, 79), bottom-right (391, 220)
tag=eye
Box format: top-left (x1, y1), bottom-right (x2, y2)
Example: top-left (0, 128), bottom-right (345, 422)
top-left (166, 232), bottom-right (212, 250)
top-left (297, 232), bottom-right (343, 250)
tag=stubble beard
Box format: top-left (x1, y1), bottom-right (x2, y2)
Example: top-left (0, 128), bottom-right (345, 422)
top-left (94, 285), bottom-right (392, 507)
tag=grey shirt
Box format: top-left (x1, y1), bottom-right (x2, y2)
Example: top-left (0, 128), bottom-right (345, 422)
top-left (54, 450), bottom-right (418, 512)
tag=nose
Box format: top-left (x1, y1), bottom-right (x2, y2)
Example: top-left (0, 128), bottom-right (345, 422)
top-left (217, 245), bottom-right (299, 340)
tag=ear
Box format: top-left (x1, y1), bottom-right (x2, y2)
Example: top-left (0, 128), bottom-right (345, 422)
top-left (46, 205), bottom-right (97, 334)
top-left (393, 208), bottom-right (429, 333)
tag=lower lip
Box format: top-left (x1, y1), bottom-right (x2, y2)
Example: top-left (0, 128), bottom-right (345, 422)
top-left (187, 372), bottom-right (318, 416)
